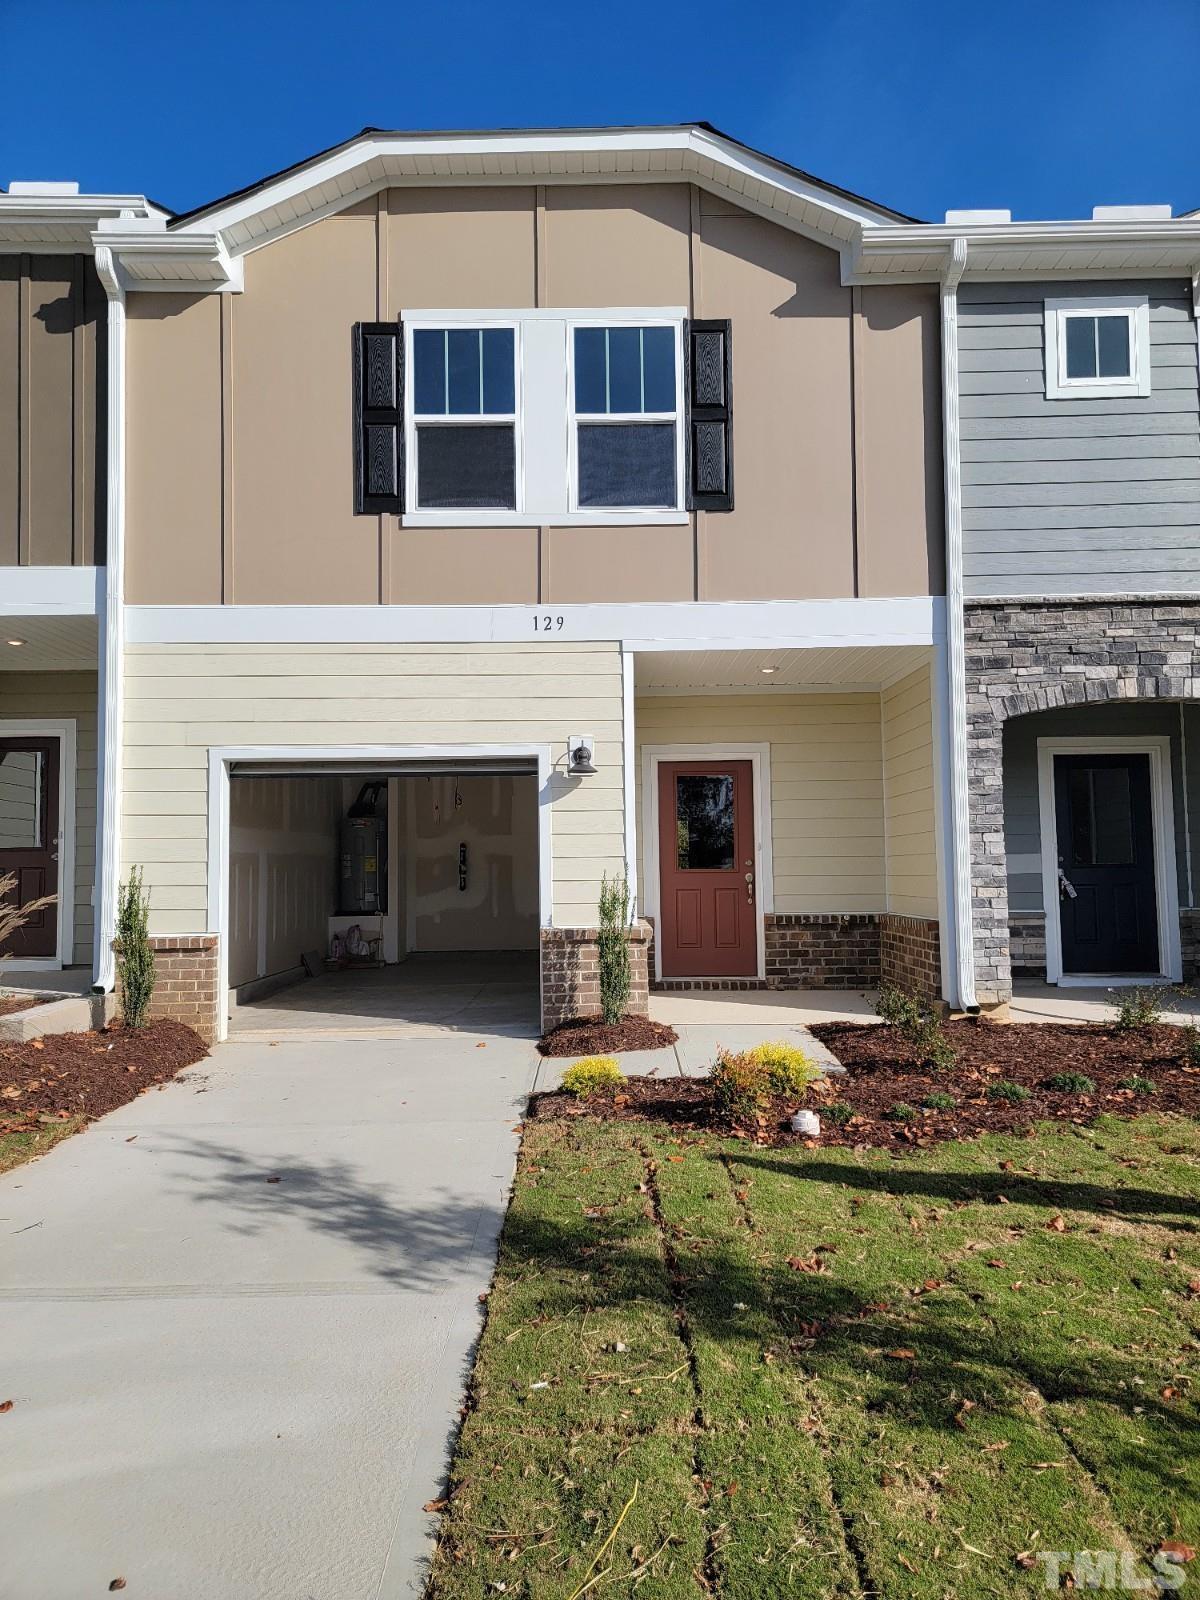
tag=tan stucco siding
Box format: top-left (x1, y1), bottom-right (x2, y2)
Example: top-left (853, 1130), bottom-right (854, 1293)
top-left (121, 642), bottom-right (625, 935)
top-left (123, 186), bottom-right (942, 607)
top-left (881, 663), bottom-right (939, 918)
top-left (635, 692), bottom-right (886, 914)
top-left (0, 255), bottom-right (104, 568)
top-left (0, 670), bottom-right (97, 960)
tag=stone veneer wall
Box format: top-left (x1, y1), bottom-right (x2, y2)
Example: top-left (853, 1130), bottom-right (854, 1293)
top-left (879, 914), bottom-right (941, 1003)
top-left (145, 934), bottom-right (220, 1042)
top-left (965, 599), bottom-right (1200, 1004)
top-left (1009, 913), bottom-right (1048, 975)
top-left (540, 922), bottom-right (651, 1030)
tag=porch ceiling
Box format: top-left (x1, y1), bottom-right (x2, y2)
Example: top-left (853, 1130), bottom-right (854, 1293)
top-left (0, 615), bottom-right (98, 672)
top-left (634, 644), bottom-right (930, 694)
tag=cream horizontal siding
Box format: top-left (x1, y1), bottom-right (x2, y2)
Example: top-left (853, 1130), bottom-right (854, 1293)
top-left (122, 642), bottom-right (625, 934)
top-left (0, 670), bottom-right (97, 962)
top-left (636, 692), bottom-right (886, 914)
top-left (881, 663), bottom-right (939, 918)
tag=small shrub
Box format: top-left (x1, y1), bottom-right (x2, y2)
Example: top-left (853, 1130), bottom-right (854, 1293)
top-left (1112, 985), bottom-right (1171, 1032)
top-left (1182, 1024), bottom-right (1200, 1066)
top-left (921, 1090), bottom-right (957, 1111)
top-left (886, 1102), bottom-right (919, 1123)
top-left (559, 1057), bottom-right (625, 1098)
top-left (824, 1101), bottom-right (854, 1125)
top-left (710, 1051), bottom-right (772, 1123)
top-left (597, 873), bottom-right (632, 1026)
top-left (876, 983), bottom-right (956, 1071)
top-left (1044, 1072), bottom-right (1096, 1094)
top-left (115, 867), bottom-right (155, 1029)
top-left (987, 1079), bottom-right (1032, 1104)
top-left (745, 1040), bottom-right (819, 1095)
top-left (1118, 1074), bottom-right (1157, 1095)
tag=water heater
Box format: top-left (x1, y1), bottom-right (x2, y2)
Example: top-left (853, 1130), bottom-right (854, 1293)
top-left (339, 815), bottom-right (387, 915)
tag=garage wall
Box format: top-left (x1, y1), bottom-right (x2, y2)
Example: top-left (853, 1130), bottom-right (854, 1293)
top-left (408, 775), bottom-right (539, 951)
top-left (228, 775), bottom-right (342, 988)
top-left (635, 692), bottom-right (886, 914)
top-left (121, 641), bottom-right (624, 936)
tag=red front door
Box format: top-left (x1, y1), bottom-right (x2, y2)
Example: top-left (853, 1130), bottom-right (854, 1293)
top-left (0, 737), bottom-right (60, 959)
top-left (658, 760), bottom-right (757, 977)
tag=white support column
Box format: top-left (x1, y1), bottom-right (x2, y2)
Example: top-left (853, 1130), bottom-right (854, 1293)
top-left (91, 245), bottom-right (127, 993)
top-left (940, 237), bottom-right (977, 1010)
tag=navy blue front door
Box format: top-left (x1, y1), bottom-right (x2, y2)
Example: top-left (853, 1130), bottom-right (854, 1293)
top-left (1053, 753), bottom-right (1159, 976)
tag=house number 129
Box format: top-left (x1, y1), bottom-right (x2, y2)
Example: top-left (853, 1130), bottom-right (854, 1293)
top-left (533, 614), bottom-right (565, 632)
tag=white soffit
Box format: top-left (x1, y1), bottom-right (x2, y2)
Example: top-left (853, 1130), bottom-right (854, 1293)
top-left (0, 615), bottom-right (98, 670)
top-left (635, 644), bottom-right (930, 693)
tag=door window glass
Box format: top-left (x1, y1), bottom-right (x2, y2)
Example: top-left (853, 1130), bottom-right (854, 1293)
top-left (0, 750), bottom-right (44, 849)
top-left (1069, 764), bottom-right (1135, 866)
top-left (675, 775), bottom-right (734, 870)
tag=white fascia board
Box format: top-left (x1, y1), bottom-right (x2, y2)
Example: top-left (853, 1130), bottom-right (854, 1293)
top-left (91, 222), bottom-right (242, 291)
top-left (126, 596), bottom-right (944, 649)
top-left (169, 128), bottom-right (901, 260)
top-left (0, 567), bottom-right (102, 616)
top-left (852, 219), bottom-right (1200, 283)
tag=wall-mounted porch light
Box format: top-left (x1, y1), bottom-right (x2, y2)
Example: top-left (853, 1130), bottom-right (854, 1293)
top-left (567, 734), bottom-right (597, 776)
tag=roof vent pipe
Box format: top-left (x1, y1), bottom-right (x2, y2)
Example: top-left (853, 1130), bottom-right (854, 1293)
top-left (7, 180), bottom-right (81, 196)
top-left (944, 208), bottom-right (1011, 224)
top-left (1091, 204), bottom-right (1173, 221)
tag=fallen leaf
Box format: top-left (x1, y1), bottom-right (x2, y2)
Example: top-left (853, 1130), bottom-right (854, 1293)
top-left (886, 1348), bottom-right (917, 1360)
top-left (0, 1400), bottom-right (13, 1413)
top-left (981, 1441), bottom-right (1010, 1452)
top-left (953, 1399), bottom-right (977, 1429)
top-left (1, 1087), bottom-right (20, 1099)
top-left (1046, 1215), bottom-right (1066, 1232)
top-left (668, 1155), bottom-right (685, 1163)
top-left (986, 1259), bottom-right (1007, 1269)
top-left (1015, 1552), bottom-right (1038, 1569)
top-left (423, 1498), bottom-right (448, 1513)
top-left (1161, 1386), bottom-right (1180, 1400)
top-left (1160, 1542), bottom-right (1196, 1563)
top-left (109, 1582), bottom-right (127, 1593)
top-left (265, 1175), bottom-right (281, 1184)
top-left (787, 1255), bottom-right (830, 1274)
top-left (1027, 1461), bottom-right (1068, 1471)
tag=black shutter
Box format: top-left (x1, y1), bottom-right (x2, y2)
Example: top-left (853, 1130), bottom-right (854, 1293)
top-left (352, 322), bottom-right (404, 514)
top-left (685, 319), bottom-right (733, 512)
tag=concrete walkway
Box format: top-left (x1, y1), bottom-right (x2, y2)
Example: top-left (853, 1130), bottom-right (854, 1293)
top-left (0, 1027), bottom-right (540, 1600)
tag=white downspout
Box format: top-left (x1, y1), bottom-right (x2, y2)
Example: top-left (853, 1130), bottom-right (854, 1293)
top-left (621, 646), bottom-right (638, 925)
top-left (91, 244), bottom-right (127, 994)
top-left (940, 236), bottom-right (977, 1010)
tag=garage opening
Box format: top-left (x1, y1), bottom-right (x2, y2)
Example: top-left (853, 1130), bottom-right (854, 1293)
top-left (224, 759), bottom-right (541, 1035)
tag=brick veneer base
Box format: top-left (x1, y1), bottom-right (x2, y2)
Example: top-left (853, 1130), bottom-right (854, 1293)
top-left (966, 599), bottom-right (1200, 1005)
top-left (145, 934), bottom-right (219, 1042)
top-left (540, 922), bottom-right (651, 1031)
top-left (1009, 913), bottom-right (1048, 974)
top-left (764, 914), bottom-right (881, 989)
top-left (879, 914), bottom-right (941, 1003)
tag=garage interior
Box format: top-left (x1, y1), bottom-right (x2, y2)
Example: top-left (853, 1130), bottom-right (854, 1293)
top-left (226, 762), bottom-right (541, 1033)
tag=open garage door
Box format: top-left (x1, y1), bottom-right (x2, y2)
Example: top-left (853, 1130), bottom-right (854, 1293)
top-left (223, 756), bottom-right (543, 1039)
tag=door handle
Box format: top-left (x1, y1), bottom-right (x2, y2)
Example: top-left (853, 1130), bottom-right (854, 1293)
top-left (745, 871), bottom-right (755, 901)
top-left (1058, 867), bottom-right (1077, 901)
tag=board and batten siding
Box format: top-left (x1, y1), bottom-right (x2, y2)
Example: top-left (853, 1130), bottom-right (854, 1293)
top-left (0, 670), bottom-right (97, 962)
top-left (881, 664), bottom-right (939, 918)
top-left (958, 279), bottom-right (1200, 597)
top-left (122, 643), bottom-right (625, 936)
top-left (635, 693), bottom-right (887, 914)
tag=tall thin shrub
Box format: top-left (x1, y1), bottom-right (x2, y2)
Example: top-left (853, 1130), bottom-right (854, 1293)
top-left (116, 867), bottom-right (155, 1028)
top-left (597, 872), bottom-right (631, 1025)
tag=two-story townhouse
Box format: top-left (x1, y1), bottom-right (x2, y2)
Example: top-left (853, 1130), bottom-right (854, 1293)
top-left (2, 127), bottom-right (954, 1041)
top-left (850, 205), bottom-right (1200, 1009)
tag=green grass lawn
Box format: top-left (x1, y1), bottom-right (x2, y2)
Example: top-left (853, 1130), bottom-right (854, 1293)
top-left (0, 1116), bottom-right (83, 1175)
top-left (427, 1114), bottom-right (1200, 1598)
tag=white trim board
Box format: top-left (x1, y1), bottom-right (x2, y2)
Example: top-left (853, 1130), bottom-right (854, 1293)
top-left (1036, 736), bottom-right (1182, 986)
top-left (640, 742), bottom-right (773, 983)
top-left (205, 742), bottom-right (554, 1042)
top-left (0, 718), bottom-right (77, 970)
top-left (126, 595), bottom-right (944, 649)
top-left (0, 567), bottom-right (102, 617)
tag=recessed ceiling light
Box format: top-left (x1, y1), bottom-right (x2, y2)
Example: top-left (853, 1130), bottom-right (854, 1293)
top-left (6, 637), bottom-right (26, 647)
top-left (760, 665), bottom-right (779, 674)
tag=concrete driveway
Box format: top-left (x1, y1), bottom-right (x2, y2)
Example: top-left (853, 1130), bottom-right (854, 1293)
top-left (0, 1026), bottom-right (539, 1600)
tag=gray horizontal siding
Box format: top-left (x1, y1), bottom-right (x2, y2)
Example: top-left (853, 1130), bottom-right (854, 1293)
top-left (959, 279), bottom-right (1199, 598)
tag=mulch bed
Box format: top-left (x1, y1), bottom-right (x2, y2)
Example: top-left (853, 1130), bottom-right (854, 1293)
top-left (0, 1019), bottom-right (209, 1136)
top-left (537, 1013), bottom-right (678, 1057)
top-left (531, 1018), bottom-right (1200, 1149)
top-left (0, 995), bottom-right (45, 1019)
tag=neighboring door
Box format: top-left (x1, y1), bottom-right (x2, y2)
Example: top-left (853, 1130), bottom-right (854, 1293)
top-left (0, 737), bottom-right (59, 959)
top-left (657, 759), bottom-right (757, 977)
top-left (1053, 752), bottom-right (1159, 976)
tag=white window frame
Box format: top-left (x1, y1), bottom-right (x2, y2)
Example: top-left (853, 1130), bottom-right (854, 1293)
top-left (1043, 295), bottom-right (1151, 400)
top-left (1036, 735), bottom-right (1180, 986)
top-left (404, 317), bottom-right (524, 516)
top-left (399, 306), bottom-right (689, 528)
top-left (567, 318), bottom-right (686, 516)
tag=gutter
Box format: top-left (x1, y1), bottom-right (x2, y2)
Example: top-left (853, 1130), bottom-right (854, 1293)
top-left (91, 244), bottom-right (127, 995)
top-left (939, 237), bottom-right (978, 1011)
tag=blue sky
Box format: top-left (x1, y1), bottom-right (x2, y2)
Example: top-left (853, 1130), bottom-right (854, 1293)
top-left (1, 0), bottom-right (1197, 221)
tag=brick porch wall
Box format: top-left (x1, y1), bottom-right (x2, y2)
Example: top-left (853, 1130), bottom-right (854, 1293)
top-left (539, 921), bottom-right (651, 1030)
top-left (879, 914), bottom-right (941, 1003)
top-left (764, 914), bottom-right (881, 990)
top-left (143, 934), bottom-right (220, 1043)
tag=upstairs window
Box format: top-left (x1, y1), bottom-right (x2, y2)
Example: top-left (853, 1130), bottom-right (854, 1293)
top-left (1044, 296), bottom-right (1150, 400)
top-left (571, 324), bottom-right (682, 510)
top-left (411, 326), bottom-right (517, 509)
